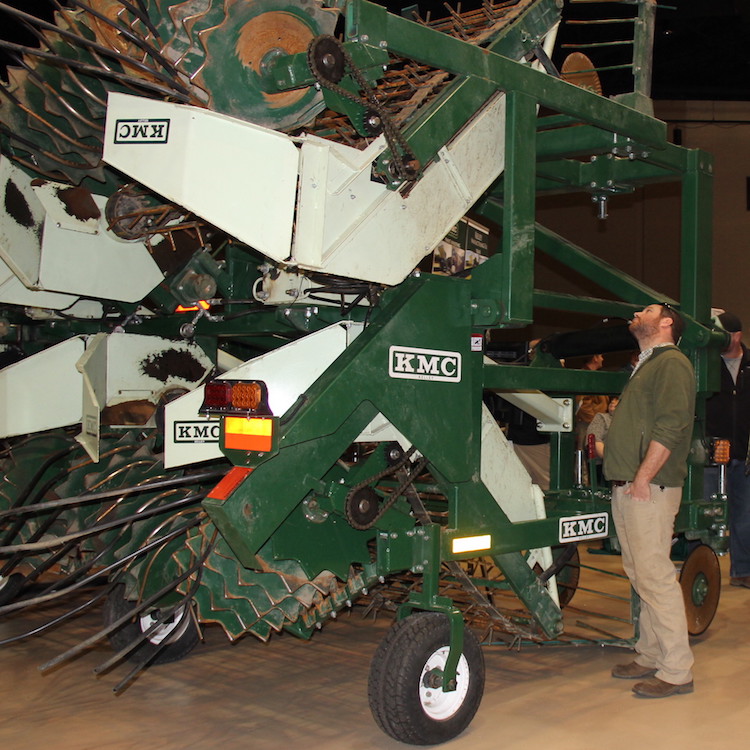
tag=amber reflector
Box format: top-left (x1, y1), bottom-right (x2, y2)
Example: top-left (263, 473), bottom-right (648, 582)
top-left (713, 439), bottom-right (731, 465)
top-left (231, 382), bottom-right (262, 411)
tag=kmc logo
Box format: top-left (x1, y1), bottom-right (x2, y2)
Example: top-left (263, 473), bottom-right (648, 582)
top-left (558, 512), bottom-right (609, 543)
top-left (114, 118), bottom-right (170, 144)
top-left (388, 346), bottom-right (462, 383)
top-left (174, 421), bottom-right (220, 444)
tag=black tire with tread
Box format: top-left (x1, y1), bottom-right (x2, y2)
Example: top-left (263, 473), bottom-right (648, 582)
top-left (368, 612), bottom-right (484, 745)
top-left (103, 584), bottom-right (200, 666)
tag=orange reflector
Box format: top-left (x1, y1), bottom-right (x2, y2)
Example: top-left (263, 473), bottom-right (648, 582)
top-left (175, 300), bottom-right (211, 313)
top-left (224, 417), bottom-right (274, 452)
top-left (232, 382), bottom-right (262, 411)
top-left (713, 439), bottom-right (731, 465)
top-left (207, 466), bottom-right (252, 502)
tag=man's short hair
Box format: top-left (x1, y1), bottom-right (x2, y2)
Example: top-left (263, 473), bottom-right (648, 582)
top-left (660, 304), bottom-right (684, 344)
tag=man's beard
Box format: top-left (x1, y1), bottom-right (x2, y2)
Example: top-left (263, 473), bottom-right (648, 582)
top-left (629, 318), bottom-right (658, 342)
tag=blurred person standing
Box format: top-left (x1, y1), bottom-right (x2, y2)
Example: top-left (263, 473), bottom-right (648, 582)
top-left (704, 311), bottom-right (750, 588)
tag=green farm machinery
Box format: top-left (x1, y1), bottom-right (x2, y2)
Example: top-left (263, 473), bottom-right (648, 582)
top-left (0, 0), bottom-right (727, 743)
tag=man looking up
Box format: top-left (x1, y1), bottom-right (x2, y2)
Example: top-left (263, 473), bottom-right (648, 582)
top-left (604, 304), bottom-right (696, 698)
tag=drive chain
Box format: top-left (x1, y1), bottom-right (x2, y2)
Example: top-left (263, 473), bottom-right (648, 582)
top-left (307, 35), bottom-right (419, 182)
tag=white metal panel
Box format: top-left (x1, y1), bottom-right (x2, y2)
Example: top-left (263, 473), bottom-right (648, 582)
top-left (103, 334), bottom-right (213, 405)
top-left (0, 337), bottom-right (86, 437)
top-left (479, 404), bottom-right (557, 604)
top-left (76, 333), bottom-right (108, 462)
top-left (103, 93), bottom-right (299, 261)
top-left (164, 322), bottom-right (364, 468)
top-left (479, 403), bottom-right (546, 523)
top-left (0, 156), bottom-right (44, 288)
top-left (0, 157), bottom-right (162, 304)
top-left (38, 194), bottom-right (163, 303)
top-left (0, 254), bottom-right (80, 309)
top-left (102, 92), bottom-right (506, 287)
top-left (312, 93), bottom-right (507, 285)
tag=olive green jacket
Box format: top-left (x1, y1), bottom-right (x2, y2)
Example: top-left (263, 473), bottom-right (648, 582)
top-left (604, 345), bottom-right (696, 487)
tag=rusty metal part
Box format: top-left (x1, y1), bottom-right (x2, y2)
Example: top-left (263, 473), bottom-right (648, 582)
top-left (561, 52), bottom-right (603, 95)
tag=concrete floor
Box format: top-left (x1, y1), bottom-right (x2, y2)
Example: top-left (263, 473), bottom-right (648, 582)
top-left (1, 550), bottom-right (747, 750)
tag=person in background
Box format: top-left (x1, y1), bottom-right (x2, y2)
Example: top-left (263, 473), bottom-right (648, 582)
top-left (575, 354), bottom-right (609, 449)
top-left (575, 354), bottom-right (609, 483)
top-left (587, 396), bottom-right (620, 459)
top-left (704, 310), bottom-right (750, 588)
top-left (605, 303), bottom-right (695, 698)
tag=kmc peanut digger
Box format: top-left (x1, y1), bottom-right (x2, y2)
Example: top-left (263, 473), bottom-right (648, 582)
top-left (0, 0), bottom-right (728, 744)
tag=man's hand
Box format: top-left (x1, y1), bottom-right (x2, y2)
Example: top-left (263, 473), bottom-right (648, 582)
top-left (625, 477), bottom-right (652, 503)
top-left (626, 440), bottom-right (671, 502)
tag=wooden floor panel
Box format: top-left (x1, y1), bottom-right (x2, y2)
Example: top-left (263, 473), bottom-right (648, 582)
top-left (2, 551), bottom-right (747, 750)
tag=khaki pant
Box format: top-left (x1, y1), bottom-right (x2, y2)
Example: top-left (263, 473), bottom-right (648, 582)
top-left (611, 483), bottom-right (694, 684)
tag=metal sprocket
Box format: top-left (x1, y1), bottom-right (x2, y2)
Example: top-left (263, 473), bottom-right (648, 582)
top-left (194, 0), bottom-right (340, 131)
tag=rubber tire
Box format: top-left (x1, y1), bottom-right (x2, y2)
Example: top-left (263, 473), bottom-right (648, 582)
top-left (368, 612), bottom-right (485, 745)
top-left (103, 584), bottom-right (200, 666)
top-left (0, 573), bottom-right (24, 606)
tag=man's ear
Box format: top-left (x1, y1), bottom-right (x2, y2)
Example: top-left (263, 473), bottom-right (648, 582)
top-left (659, 314), bottom-right (674, 332)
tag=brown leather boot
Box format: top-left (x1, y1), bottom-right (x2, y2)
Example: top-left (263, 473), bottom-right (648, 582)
top-left (611, 661), bottom-right (657, 679)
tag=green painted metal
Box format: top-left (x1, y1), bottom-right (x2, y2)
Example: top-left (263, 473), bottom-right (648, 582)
top-left (470, 91), bottom-right (538, 326)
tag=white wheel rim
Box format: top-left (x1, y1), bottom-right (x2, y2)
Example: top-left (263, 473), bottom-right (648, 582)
top-left (419, 647), bottom-right (470, 720)
top-left (139, 605), bottom-right (190, 645)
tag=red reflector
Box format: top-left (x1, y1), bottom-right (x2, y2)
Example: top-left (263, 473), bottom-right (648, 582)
top-left (207, 466), bottom-right (252, 502)
top-left (224, 417), bottom-right (273, 452)
top-left (204, 381), bottom-right (233, 409)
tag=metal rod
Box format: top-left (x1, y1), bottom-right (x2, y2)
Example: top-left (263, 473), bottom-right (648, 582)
top-left (0, 468), bottom-right (225, 520)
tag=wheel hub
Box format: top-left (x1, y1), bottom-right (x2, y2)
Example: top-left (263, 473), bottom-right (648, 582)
top-left (139, 605), bottom-right (191, 646)
top-left (418, 647), bottom-right (470, 721)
